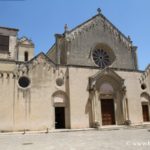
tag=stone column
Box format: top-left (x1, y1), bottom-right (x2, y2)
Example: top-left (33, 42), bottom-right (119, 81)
top-left (122, 94), bottom-right (127, 121)
top-left (93, 91), bottom-right (100, 127)
top-left (90, 90), bottom-right (95, 126)
top-left (122, 87), bottom-right (130, 124)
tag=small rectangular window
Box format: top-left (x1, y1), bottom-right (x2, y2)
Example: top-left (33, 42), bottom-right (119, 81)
top-left (0, 35), bottom-right (9, 52)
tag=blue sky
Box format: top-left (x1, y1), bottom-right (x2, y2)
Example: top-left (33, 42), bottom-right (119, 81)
top-left (0, 0), bottom-right (150, 70)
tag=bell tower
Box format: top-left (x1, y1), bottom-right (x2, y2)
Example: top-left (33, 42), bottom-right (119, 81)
top-left (17, 37), bottom-right (34, 62)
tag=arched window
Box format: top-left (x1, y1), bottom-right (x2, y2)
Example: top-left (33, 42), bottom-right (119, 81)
top-left (24, 51), bottom-right (28, 61)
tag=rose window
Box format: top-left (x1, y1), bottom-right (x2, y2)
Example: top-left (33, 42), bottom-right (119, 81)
top-left (92, 49), bottom-right (110, 68)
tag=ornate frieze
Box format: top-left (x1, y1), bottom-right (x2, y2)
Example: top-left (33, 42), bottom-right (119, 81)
top-left (65, 14), bottom-right (132, 50)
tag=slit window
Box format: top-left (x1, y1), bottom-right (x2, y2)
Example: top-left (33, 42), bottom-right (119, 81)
top-left (24, 51), bottom-right (28, 61)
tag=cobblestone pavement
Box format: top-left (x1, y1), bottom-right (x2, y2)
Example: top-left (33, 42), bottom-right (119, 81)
top-left (0, 128), bottom-right (150, 150)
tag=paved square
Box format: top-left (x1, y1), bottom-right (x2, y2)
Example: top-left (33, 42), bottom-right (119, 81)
top-left (0, 128), bottom-right (150, 150)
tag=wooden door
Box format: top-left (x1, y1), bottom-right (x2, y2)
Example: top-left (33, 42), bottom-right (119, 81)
top-left (142, 105), bottom-right (149, 122)
top-left (101, 99), bottom-right (115, 125)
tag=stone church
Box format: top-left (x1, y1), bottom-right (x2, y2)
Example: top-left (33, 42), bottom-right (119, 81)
top-left (0, 10), bottom-right (150, 132)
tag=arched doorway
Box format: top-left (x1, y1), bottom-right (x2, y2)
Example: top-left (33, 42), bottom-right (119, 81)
top-left (52, 91), bottom-right (70, 129)
top-left (141, 93), bottom-right (150, 122)
top-left (89, 68), bottom-right (126, 127)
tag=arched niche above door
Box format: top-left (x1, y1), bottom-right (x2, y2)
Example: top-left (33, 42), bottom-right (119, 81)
top-left (52, 91), bottom-right (68, 107)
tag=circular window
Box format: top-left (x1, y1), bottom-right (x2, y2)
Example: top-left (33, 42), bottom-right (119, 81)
top-left (141, 83), bottom-right (146, 90)
top-left (56, 78), bottom-right (64, 86)
top-left (92, 49), bottom-right (110, 68)
top-left (18, 76), bottom-right (30, 88)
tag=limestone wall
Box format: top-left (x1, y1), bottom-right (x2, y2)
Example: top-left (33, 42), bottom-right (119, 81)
top-left (0, 57), bottom-right (70, 132)
top-left (117, 71), bottom-right (143, 124)
top-left (68, 67), bottom-right (144, 128)
top-left (0, 62), bottom-right (146, 132)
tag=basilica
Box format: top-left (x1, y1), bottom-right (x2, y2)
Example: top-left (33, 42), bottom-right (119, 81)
top-left (0, 10), bottom-right (150, 132)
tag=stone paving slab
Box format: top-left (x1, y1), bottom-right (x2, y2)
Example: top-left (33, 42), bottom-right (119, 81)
top-left (0, 128), bottom-right (150, 150)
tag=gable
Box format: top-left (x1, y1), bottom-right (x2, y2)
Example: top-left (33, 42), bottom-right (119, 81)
top-left (47, 12), bottom-right (137, 70)
top-left (15, 52), bottom-right (56, 86)
top-left (46, 44), bottom-right (56, 63)
top-left (28, 52), bottom-right (55, 66)
top-left (66, 13), bottom-right (131, 48)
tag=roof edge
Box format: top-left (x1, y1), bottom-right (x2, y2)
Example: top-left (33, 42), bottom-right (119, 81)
top-left (68, 13), bottom-right (132, 44)
top-left (0, 26), bottom-right (19, 31)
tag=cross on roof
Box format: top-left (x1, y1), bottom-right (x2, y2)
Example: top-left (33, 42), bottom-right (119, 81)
top-left (97, 8), bottom-right (101, 14)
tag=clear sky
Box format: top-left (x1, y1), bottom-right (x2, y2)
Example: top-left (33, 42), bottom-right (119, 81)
top-left (0, 0), bottom-right (150, 70)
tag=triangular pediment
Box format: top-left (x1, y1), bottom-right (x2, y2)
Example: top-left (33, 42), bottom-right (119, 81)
top-left (65, 13), bottom-right (132, 49)
top-left (90, 68), bottom-right (123, 81)
top-left (89, 68), bottom-right (124, 91)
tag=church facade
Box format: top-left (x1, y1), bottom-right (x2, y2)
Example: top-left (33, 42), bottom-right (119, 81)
top-left (0, 11), bottom-right (150, 132)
